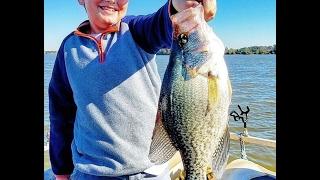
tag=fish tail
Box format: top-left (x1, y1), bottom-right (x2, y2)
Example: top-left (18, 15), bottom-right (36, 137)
top-left (206, 165), bottom-right (217, 180)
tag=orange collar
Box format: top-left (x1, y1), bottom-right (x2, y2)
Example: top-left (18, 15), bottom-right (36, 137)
top-left (74, 20), bottom-right (120, 35)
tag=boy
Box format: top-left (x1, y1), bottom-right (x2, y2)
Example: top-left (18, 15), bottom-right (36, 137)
top-left (48, 0), bottom-right (216, 179)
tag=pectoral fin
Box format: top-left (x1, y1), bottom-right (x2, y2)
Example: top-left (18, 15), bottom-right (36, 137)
top-left (206, 73), bottom-right (219, 115)
top-left (182, 66), bottom-right (199, 81)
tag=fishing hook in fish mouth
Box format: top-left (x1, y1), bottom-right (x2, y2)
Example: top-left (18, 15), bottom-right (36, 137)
top-left (178, 33), bottom-right (188, 48)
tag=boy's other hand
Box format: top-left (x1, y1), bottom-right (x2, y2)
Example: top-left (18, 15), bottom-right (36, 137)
top-left (55, 174), bottom-right (70, 180)
top-left (171, 4), bottom-right (206, 38)
top-left (172, 0), bottom-right (216, 21)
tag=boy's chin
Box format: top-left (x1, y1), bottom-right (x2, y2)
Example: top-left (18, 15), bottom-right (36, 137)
top-left (100, 22), bottom-right (118, 29)
top-left (102, 17), bottom-right (120, 26)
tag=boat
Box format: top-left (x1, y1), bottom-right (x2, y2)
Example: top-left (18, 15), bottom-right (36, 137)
top-left (44, 143), bottom-right (49, 151)
top-left (44, 131), bottom-right (49, 152)
top-left (143, 117), bottom-right (276, 180)
top-left (44, 122), bottom-right (276, 179)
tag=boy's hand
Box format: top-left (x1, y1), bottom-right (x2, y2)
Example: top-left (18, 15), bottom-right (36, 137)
top-left (172, 0), bottom-right (216, 21)
top-left (55, 174), bottom-right (70, 180)
top-left (171, 4), bottom-right (206, 38)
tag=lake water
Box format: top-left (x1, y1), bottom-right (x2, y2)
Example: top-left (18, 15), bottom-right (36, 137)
top-left (44, 54), bottom-right (276, 171)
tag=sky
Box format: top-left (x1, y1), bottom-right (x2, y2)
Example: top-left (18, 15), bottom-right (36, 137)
top-left (44, 0), bottom-right (276, 51)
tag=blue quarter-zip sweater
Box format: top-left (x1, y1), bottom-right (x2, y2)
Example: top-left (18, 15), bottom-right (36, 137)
top-left (49, 2), bottom-right (173, 176)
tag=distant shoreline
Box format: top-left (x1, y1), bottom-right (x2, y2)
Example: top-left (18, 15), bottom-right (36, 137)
top-left (45, 45), bottom-right (276, 55)
top-left (45, 51), bottom-right (276, 55)
top-left (157, 45), bottom-right (276, 55)
top-left (44, 51), bottom-right (57, 54)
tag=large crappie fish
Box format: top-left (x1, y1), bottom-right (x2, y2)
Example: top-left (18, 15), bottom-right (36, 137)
top-left (149, 4), bottom-right (232, 180)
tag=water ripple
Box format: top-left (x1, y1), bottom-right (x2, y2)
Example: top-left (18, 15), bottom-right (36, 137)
top-left (44, 54), bottom-right (276, 171)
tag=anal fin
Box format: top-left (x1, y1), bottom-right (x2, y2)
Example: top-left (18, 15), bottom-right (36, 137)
top-left (148, 111), bottom-right (178, 165)
top-left (211, 126), bottom-right (230, 179)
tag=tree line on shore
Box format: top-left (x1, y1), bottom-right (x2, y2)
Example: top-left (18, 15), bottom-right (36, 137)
top-left (45, 45), bottom-right (276, 55)
top-left (157, 44), bottom-right (276, 55)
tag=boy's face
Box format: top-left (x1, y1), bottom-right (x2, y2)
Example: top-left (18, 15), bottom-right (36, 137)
top-left (78, 0), bottom-right (128, 33)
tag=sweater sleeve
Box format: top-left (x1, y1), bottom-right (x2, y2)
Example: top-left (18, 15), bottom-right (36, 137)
top-left (122, 1), bottom-right (174, 54)
top-left (48, 36), bottom-right (77, 175)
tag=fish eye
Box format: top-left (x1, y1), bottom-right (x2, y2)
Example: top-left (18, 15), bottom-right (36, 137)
top-left (178, 33), bottom-right (188, 47)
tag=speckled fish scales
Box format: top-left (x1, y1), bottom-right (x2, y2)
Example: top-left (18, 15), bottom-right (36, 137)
top-left (149, 6), bottom-right (232, 180)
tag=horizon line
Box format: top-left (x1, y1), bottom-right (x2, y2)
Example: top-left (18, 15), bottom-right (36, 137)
top-left (45, 44), bottom-right (276, 52)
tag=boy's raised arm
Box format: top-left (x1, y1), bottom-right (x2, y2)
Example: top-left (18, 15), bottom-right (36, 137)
top-left (122, 0), bottom-right (216, 54)
top-left (123, 1), bottom-right (174, 54)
